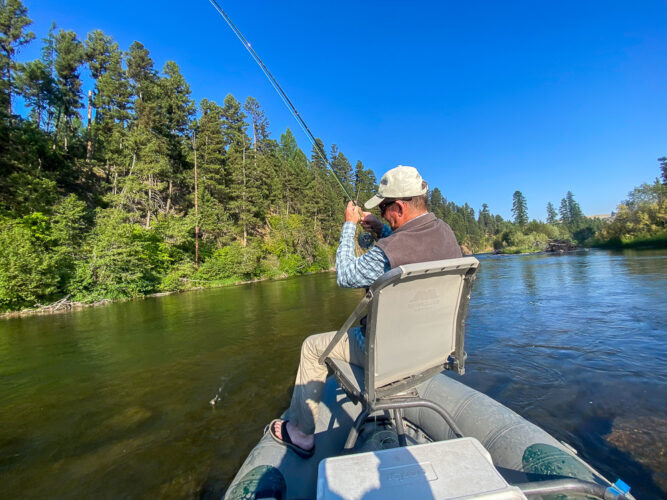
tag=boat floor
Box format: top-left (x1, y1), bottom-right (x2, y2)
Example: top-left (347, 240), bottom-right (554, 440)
top-left (229, 377), bottom-right (432, 499)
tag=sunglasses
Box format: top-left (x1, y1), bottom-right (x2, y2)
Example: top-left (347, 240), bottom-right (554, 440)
top-left (379, 200), bottom-right (397, 215)
top-left (379, 197), bottom-right (413, 215)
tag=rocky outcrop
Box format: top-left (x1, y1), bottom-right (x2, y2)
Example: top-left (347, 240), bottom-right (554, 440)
top-left (545, 239), bottom-right (577, 253)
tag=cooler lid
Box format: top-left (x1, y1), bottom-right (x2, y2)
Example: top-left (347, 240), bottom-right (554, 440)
top-left (317, 437), bottom-right (526, 500)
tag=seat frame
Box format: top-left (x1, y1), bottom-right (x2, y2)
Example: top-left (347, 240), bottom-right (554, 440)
top-left (318, 257), bottom-right (479, 449)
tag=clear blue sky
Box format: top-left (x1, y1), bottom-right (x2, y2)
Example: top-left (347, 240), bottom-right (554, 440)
top-left (21, 1), bottom-right (667, 220)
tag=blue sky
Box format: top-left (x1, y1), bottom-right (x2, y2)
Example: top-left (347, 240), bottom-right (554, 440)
top-left (20, 1), bottom-right (667, 220)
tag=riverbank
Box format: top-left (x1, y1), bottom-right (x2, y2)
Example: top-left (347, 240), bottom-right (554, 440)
top-left (0, 293), bottom-right (177, 320)
top-left (0, 240), bottom-right (588, 319)
top-left (5, 234), bottom-right (663, 319)
top-left (493, 238), bottom-right (578, 255)
top-left (0, 269), bottom-right (335, 320)
top-left (591, 232), bottom-right (667, 250)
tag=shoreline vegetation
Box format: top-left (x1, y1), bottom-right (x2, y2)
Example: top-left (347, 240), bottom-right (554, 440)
top-left (0, 1), bottom-right (665, 316)
top-left (1, 268), bottom-right (336, 319)
top-left (4, 233), bottom-right (663, 320)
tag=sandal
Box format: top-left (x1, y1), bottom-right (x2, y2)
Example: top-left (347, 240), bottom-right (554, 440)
top-left (267, 419), bottom-right (314, 458)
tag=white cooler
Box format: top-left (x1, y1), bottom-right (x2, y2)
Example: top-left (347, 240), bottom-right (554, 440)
top-left (317, 437), bottom-right (527, 500)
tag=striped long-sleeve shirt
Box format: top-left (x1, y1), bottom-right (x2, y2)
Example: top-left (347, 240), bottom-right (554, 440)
top-left (335, 222), bottom-right (393, 288)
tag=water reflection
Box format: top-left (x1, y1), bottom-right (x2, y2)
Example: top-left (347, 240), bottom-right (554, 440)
top-left (520, 256), bottom-right (537, 296)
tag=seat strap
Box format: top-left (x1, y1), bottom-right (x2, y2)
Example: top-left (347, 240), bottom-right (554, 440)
top-left (318, 290), bottom-right (373, 364)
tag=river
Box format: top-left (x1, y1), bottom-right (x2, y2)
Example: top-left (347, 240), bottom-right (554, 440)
top-left (1, 249), bottom-right (665, 499)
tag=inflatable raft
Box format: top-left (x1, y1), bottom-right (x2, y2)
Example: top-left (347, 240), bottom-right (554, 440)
top-left (223, 374), bottom-right (632, 499)
top-left (224, 258), bottom-right (632, 499)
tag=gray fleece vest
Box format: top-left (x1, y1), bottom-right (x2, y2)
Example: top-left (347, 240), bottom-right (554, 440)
top-left (376, 212), bottom-right (462, 268)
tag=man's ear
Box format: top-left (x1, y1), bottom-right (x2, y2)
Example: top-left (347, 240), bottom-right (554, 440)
top-left (395, 200), bottom-right (405, 215)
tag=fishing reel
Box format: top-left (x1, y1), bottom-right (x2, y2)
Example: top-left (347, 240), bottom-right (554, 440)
top-left (358, 231), bottom-right (376, 250)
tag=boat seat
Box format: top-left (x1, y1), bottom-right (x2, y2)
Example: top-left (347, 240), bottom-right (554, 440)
top-left (319, 256), bottom-right (480, 449)
top-left (326, 358), bottom-right (365, 403)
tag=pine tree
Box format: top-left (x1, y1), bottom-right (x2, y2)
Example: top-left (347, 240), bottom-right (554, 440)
top-left (53, 29), bottom-right (84, 149)
top-left (243, 96), bottom-right (279, 208)
top-left (195, 98), bottom-right (233, 246)
top-left (123, 42), bottom-right (167, 226)
top-left (243, 96), bottom-right (269, 152)
top-left (197, 98), bottom-right (226, 197)
top-left (546, 202), bottom-right (558, 224)
top-left (478, 203), bottom-right (492, 233)
top-left (310, 138), bottom-right (327, 173)
top-left (559, 197), bottom-right (569, 224)
top-left (85, 30), bottom-right (115, 81)
top-left (463, 202), bottom-right (482, 247)
top-left (221, 94), bottom-right (260, 247)
top-left (429, 188), bottom-right (446, 220)
top-left (39, 22), bottom-right (58, 132)
top-left (159, 60), bottom-right (195, 214)
top-left (279, 127), bottom-right (309, 216)
top-left (308, 138), bottom-right (338, 240)
top-left (84, 30), bottom-right (131, 165)
top-left (329, 145), bottom-right (354, 197)
top-left (126, 41), bottom-right (156, 103)
top-left (512, 190), bottom-right (528, 226)
top-left (559, 192), bottom-right (583, 227)
top-left (15, 58), bottom-right (56, 127)
top-left (658, 157), bottom-right (667, 185)
top-left (220, 93), bottom-right (246, 149)
top-left (160, 61), bottom-right (194, 136)
top-left (659, 157), bottom-right (667, 185)
top-left (565, 191), bottom-right (583, 226)
top-left (0, 0), bottom-right (34, 115)
top-left (354, 160), bottom-right (377, 204)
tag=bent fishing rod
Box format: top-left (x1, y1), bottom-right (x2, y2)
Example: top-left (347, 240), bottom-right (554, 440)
top-left (207, 0), bottom-right (355, 204)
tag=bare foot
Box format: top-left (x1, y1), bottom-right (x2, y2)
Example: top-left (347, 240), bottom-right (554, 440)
top-left (272, 420), bottom-right (314, 452)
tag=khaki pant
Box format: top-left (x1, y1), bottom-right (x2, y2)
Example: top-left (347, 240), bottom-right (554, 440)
top-left (287, 329), bottom-right (365, 435)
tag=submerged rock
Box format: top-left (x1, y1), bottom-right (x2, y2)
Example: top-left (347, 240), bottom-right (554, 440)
top-left (50, 432), bottom-right (160, 479)
top-left (99, 406), bottom-right (153, 434)
top-left (604, 416), bottom-right (667, 492)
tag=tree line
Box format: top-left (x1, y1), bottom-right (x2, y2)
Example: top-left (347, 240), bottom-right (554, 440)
top-left (506, 162), bottom-right (666, 254)
top-left (500, 189), bottom-right (602, 254)
top-left (0, 0), bottom-right (511, 312)
top-left (594, 158), bottom-right (666, 248)
top-left (3, 1), bottom-right (661, 313)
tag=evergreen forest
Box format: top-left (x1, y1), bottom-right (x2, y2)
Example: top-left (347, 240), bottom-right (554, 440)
top-left (0, 1), bottom-right (664, 313)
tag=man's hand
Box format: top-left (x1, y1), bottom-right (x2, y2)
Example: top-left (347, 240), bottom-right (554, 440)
top-left (345, 201), bottom-right (363, 224)
top-left (361, 212), bottom-right (384, 236)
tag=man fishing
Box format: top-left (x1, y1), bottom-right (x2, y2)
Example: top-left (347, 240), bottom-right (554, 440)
top-left (269, 165), bottom-right (462, 457)
top-left (210, 2), bottom-right (462, 458)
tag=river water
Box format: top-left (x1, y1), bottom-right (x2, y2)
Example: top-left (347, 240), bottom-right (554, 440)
top-left (1, 249), bottom-right (665, 499)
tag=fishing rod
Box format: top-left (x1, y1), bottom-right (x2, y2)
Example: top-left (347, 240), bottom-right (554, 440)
top-left (207, 0), bottom-right (355, 204)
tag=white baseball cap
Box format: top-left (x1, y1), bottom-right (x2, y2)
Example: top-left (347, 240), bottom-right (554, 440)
top-left (364, 165), bottom-right (428, 209)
